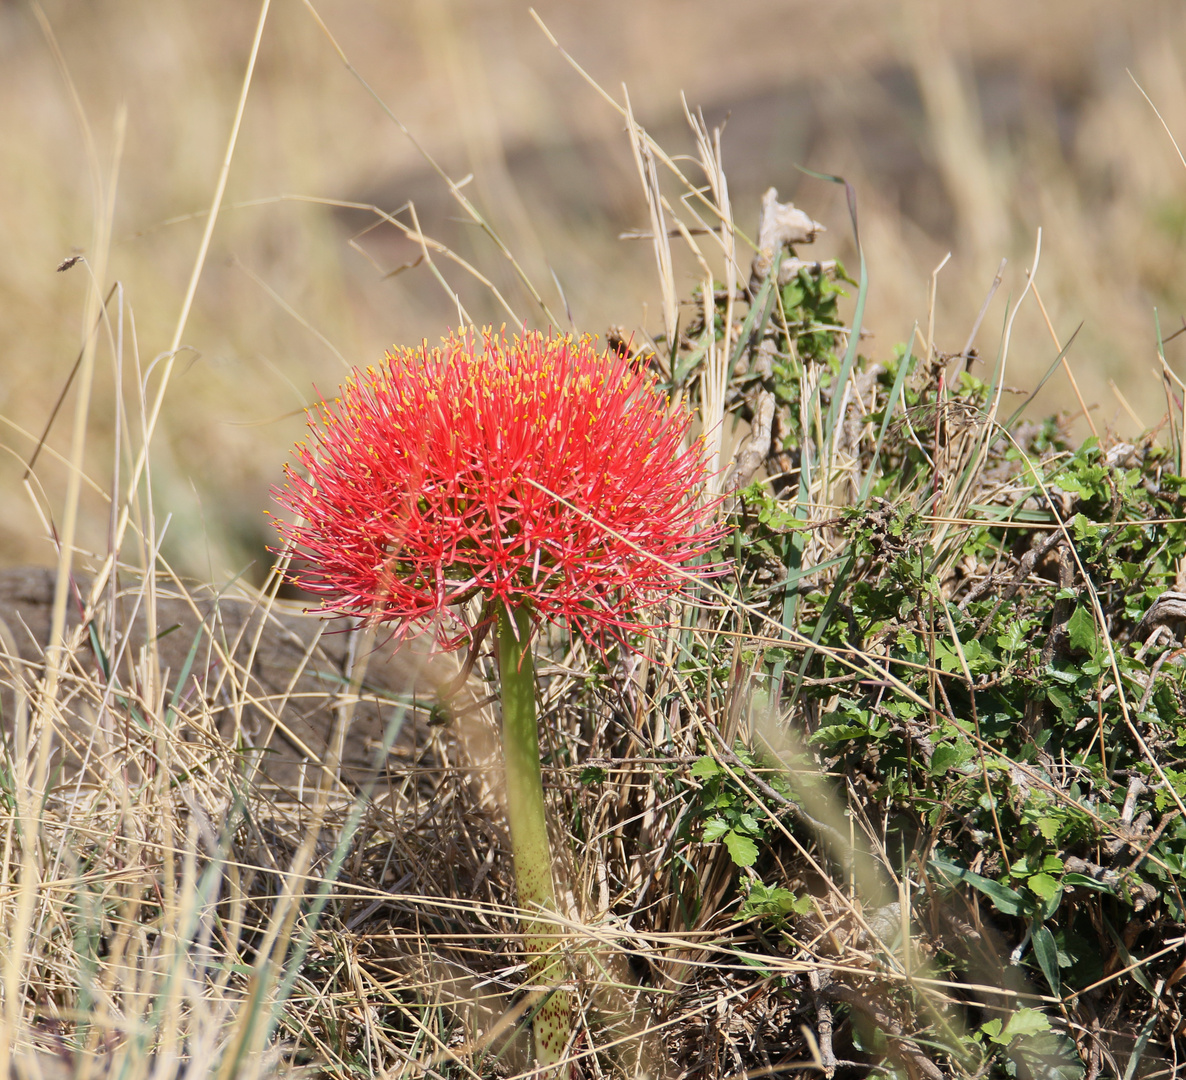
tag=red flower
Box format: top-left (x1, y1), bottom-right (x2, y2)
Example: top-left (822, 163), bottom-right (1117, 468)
top-left (273, 327), bottom-right (725, 650)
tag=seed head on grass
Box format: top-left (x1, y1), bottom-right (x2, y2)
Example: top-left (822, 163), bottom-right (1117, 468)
top-left (273, 325), bottom-right (725, 649)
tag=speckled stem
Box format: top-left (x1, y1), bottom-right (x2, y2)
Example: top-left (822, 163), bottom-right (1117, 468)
top-left (496, 602), bottom-right (571, 1070)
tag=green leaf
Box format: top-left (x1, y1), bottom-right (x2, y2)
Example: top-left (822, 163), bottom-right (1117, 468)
top-left (1028, 873), bottom-right (1060, 903)
top-left (579, 765), bottom-right (607, 785)
top-left (1000, 1008), bottom-right (1052, 1043)
top-left (723, 830), bottom-right (760, 867)
top-left (997, 621), bottom-right (1027, 651)
top-left (702, 817), bottom-right (730, 843)
top-left (737, 954), bottom-right (773, 976)
top-left (1037, 817), bottom-right (1060, 840)
top-left (739, 883), bottom-right (797, 921)
top-left (1032, 925), bottom-right (1061, 996)
top-left (1066, 605), bottom-right (1098, 654)
top-left (737, 812), bottom-right (763, 835)
top-left (1103, 917), bottom-right (1156, 995)
top-left (1008, 1029), bottom-right (1085, 1080)
top-left (1062, 873), bottom-right (1114, 894)
top-left (929, 853), bottom-right (1028, 916)
top-left (691, 756), bottom-right (722, 780)
top-left (934, 640), bottom-right (964, 674)
top-left (810, 720), bottom-right (869, 745)
top-left (929, 743), bottom-right (963, 776)
top-left (1124, 1010), bottom-right (1160, 1080)
top-left (1045, 684), bottom-right (1076, 721)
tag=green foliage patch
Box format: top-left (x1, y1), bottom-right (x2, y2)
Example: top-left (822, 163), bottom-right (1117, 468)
top-left (643, 236), bottom-right (1186, 1077)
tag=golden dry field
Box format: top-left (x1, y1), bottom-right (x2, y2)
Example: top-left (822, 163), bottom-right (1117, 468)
top-left (1, 1), bottom-right (1184, 578)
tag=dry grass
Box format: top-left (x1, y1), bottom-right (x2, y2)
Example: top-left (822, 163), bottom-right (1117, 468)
top-left (4, 4), bottom-right (1186, 1078)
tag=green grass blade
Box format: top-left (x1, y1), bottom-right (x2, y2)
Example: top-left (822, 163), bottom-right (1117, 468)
top-left (858, 331), bottom-right (917, 504)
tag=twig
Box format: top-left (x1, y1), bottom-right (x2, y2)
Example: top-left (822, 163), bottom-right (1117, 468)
top-left (1030, 278), bottom-right (1097, 439)
top-left (959, 257), bottom-right (1007, 365)
top-left (967, 530), bottom-right (1064, 634)
top-left (809, 968), bottom-right (837, 1079)
top-left (23, 281), bottom-right (119, 480)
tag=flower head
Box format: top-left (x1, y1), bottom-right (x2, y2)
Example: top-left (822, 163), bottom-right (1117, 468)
top-left (274, 327), bottom-right (725, 650)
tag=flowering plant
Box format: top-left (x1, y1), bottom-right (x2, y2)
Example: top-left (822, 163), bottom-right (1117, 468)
top-left (276, 327), bottom-right (722, 650)
top-left (274, 327), bottom-right (725, 1069)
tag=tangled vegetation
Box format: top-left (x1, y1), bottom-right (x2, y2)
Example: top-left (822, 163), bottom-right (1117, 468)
top-left (662, 221), bottom-right (1186, 1078)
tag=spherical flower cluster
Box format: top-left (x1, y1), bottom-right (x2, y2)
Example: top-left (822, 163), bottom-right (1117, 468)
top-left (274, 327), bottom-right (725, 650)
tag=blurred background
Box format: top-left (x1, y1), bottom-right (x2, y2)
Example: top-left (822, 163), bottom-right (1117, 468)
top-left (1, 0), bottom-right (1185, 582)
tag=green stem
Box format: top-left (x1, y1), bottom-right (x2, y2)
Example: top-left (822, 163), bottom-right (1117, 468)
top-left (495, 602), bottom-right (571, 1069)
